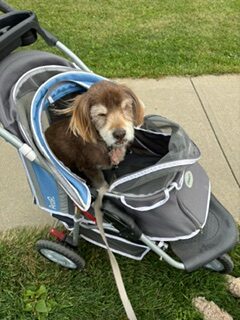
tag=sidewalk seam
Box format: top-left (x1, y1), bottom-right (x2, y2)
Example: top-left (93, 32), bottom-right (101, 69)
top-left (190, 77), bottom-right (240, 189)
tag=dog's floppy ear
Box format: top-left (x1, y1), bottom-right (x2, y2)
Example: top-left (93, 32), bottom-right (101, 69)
top-left (121, 85), bottom-right (145, 126)
top-left (68, 94), bottom-right (98, 143)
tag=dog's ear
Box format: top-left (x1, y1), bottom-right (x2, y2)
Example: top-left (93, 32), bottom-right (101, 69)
top-left (68, 94), bottom-right (98, 143)
top-left (121, 85), bottom-right (145, 126)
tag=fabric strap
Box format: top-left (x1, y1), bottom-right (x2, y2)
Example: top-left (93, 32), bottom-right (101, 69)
top-left (94, 186), bottom-right (137, 320)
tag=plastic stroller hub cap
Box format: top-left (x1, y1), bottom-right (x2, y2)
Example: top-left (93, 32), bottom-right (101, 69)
top-left (40, 248), bottom-right (77, 269)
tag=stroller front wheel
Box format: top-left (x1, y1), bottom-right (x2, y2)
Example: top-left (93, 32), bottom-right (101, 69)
top-left (36, 240), bottom-right (85, 270)
top-left (203, 254), bottom-right (234, 274)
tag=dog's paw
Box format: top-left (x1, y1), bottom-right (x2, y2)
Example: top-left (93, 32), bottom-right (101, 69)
top-left (96, 181), bottom-right (109, 195)
top-left (109, 147), bottom-right (126, 165)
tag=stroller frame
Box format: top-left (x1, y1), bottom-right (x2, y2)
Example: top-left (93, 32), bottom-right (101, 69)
top-left (0, 1), bottom-right (238, 274)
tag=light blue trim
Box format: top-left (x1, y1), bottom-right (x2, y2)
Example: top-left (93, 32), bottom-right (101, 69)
top-left (31, 162), bottom-right (60, 211)
top-left (31, 71), bottom-right (106, 210)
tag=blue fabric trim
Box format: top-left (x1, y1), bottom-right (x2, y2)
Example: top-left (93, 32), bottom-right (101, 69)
top-left (31, 162), bottom-right (61, 212)
top-left (46, 86), bottom-right (82, 108)
top-left (31, 71), bottom-right (106, 209)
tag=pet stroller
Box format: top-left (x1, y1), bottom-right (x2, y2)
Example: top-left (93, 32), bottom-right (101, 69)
top-left (0, 2), bottom-right (238, 275)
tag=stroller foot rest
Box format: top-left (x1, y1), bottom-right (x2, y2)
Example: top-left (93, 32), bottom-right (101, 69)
top-left (170, 195), bottom-right (239, 272)
top-left (79, 224), bottom-right (150, 260)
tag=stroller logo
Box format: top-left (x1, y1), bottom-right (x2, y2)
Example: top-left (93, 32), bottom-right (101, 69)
top-left (185, 171), bottom-right (194, 188)
top-left (47, 196), bottom-right (56, 209)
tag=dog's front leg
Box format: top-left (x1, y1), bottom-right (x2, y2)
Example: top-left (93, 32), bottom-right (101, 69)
top-left (82, 168), bottom-right (108, 189)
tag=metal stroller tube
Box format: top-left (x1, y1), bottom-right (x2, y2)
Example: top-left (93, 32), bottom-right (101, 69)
top-left (140, 234), bottom-right (185, 270)
top-left (56, 41), bottom-right (91, 72)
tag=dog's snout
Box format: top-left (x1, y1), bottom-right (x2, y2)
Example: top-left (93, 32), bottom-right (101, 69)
top-left (113, 128), bottom-right (126, 140)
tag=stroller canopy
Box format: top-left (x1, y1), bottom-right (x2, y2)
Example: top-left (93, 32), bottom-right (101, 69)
top-left (30, 71), bottom-right (106, 209)
top-left (0, 50), bottom-right (72, 138)
top-left (2, 51), bottom-right (106, 214)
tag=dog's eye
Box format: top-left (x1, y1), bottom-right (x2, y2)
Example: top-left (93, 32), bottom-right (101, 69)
top-left (98, 113), bottom-right (106, 117)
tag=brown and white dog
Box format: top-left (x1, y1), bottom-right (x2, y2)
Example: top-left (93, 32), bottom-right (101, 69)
top-left (45, 80), bottom-right (144, 189)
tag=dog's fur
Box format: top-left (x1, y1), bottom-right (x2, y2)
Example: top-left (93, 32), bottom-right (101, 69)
top-left (45, 80), bottom-right (144, 188)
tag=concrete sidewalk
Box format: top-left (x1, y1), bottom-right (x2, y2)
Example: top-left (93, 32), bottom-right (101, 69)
top-left (0, 75), bottom-right (239, 231)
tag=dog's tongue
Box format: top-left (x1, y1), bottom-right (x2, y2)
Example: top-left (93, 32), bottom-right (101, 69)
top-left (109, 147), bottom-right (126, 165)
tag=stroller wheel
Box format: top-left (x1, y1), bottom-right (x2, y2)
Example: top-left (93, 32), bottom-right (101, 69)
top-left (36, 240), bottom-right (85, 270)
top-left (203, 254), bottom-right (234, 274)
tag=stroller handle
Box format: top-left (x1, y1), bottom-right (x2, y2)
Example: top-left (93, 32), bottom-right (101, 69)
top-left (0, 1), bottom-right (59, 61)
top-left (0, 1), bottom-right (91, 71)
top-left (0, 0), bottom-right (12, 12)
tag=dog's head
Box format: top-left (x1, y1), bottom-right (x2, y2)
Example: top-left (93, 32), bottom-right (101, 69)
top-left (68, 80), bottom-right (144, 147)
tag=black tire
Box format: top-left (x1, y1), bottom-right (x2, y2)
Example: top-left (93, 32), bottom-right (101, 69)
top-left (36, 240), bottom-right (85, 270)
top-left (204, 254), bottom-right (234, 274)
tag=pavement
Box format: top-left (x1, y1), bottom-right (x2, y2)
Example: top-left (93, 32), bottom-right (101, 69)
top-left (0, 74), bottom-right (239, 231)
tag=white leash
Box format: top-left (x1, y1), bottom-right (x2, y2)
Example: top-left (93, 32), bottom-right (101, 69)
top-left (94, 186), bottom-right (137, 320)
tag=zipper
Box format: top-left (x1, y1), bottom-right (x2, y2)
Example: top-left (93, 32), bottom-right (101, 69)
top-left (177, 196), bottom-right (203, 231)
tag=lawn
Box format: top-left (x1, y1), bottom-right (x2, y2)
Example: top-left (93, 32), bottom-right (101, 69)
top-left (0, 1), bottom-right (240, 319)
top-left (0, 227), bottom-right (239, 320)
top-left (3, 0), bottom-right (240, 77)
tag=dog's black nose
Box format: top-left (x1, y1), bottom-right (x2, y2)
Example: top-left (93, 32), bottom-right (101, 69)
top-left (113, 128), bottom-right (126, 140)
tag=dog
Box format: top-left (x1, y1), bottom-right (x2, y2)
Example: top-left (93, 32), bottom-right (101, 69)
top-left (45, 80), bottom-right (144, 189)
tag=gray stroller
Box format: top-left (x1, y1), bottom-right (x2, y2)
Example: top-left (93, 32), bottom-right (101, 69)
top-left (0, 1), bottom-right (238, 274)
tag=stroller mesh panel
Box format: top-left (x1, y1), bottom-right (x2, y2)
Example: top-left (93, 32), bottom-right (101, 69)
top-left (0, 51), bottom-right (72, 138)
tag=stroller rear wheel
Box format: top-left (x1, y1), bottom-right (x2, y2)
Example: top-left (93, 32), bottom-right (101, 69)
top-left (36, 240), bottom-right (85, 270)
top-left (203, 254), bottom-right (234, 274)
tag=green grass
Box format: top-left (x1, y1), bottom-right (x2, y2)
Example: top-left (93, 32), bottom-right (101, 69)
top-left (0, 227), bottom-right (239, 320)
top-left (4, 0), bottom-right (240, 77)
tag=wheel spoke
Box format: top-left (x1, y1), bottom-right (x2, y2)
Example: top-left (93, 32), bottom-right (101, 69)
top-left (36, 240), bottom-right (85, 270)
